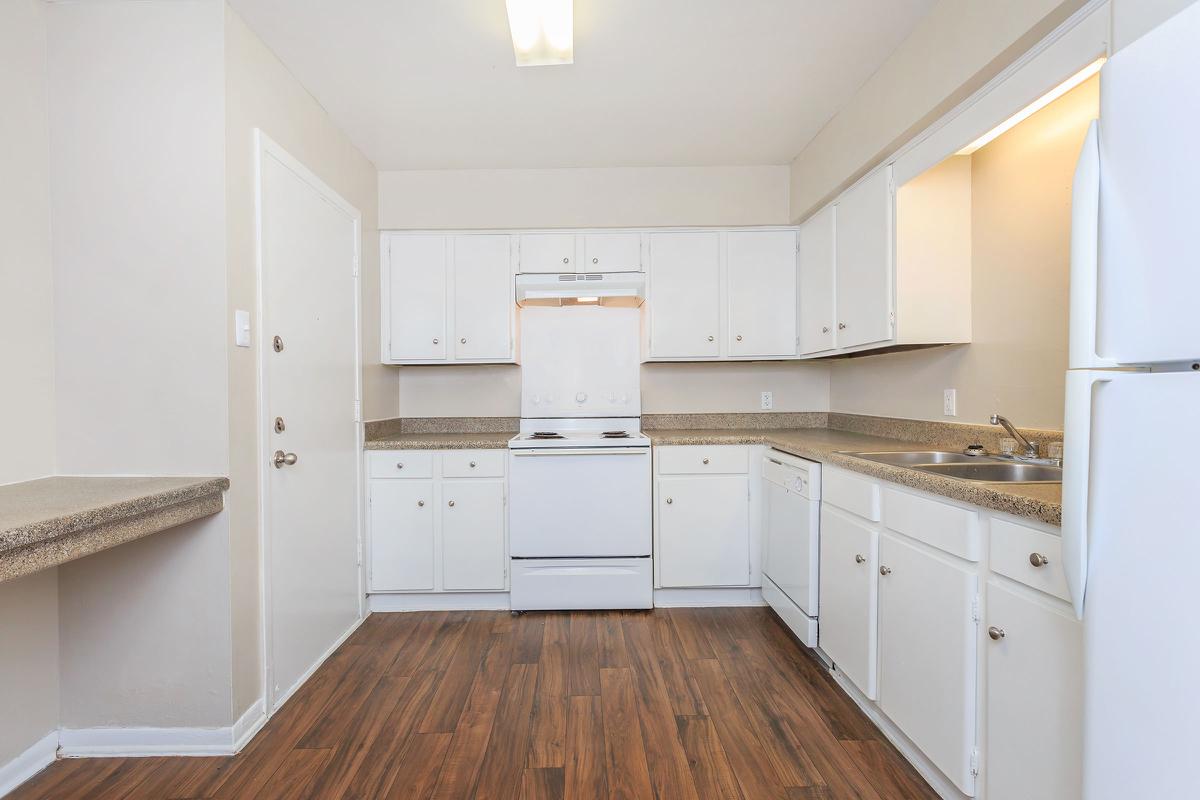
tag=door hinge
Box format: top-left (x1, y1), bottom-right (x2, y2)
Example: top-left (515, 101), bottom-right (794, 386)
top-left (970, 747), bottom-right (980, 777)
top-left (971, 594), bottom-right (981, 624)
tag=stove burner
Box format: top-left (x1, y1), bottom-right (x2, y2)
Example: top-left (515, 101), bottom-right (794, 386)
top-left (601, 431), bottom-right (631, 438)
top-left (529, 432), bottom-right (565, 440)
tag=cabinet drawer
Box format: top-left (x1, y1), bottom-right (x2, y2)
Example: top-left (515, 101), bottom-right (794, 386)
top-left (823, 468), bottom-right (881, 521)
top-left (884, 487), bottom-right (981, 562)
top-left (657, 446), bottom-right (748, 475)
top-left (368, 451), bottom-right (434, 478)
top-left (442, 450), bottom-right (505, 478)
top-left (989, 518), bottom-right (1069, 602)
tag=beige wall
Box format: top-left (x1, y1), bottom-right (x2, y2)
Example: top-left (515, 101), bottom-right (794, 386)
top-left (396, 362), bottom-right (830, 418)
top-left (379, 166), bottom-right (790, 230)
top-left (224, 3), bottom-right (385, 717)
top-left (830, 75), bottom-right (1099, 430)
top-left (0, 0), bottom-right (60, 771)
top-left (1113, 0), bottom-right (1197, 49)
top-left (46, 0), bottom-right (234, 729)
top-left (789, 0), bottom-right (1088, 222)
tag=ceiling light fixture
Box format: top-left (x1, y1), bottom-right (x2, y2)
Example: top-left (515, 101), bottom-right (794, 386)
top-left (505, 0), bottom-right (573, 66)
top-left (956, 57), bottom-right (1106, 155)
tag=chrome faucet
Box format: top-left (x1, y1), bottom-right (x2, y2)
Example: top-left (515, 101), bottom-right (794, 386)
top-left (990, 414), bottom-right (1039, 459)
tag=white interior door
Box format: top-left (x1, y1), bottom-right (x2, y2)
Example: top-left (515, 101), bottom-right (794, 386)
top-left (727, 230), bottom-right (797, 357)
top-left (453, 234), bottom-right (512, 360)
top-left (799, 205), bottom-right (836, 354)
top-left (259, 136), bottom-right (362, 710)
top-left (647, 232), bottom-right (721, 358)
top-left (835, 166), bottom-right (894, 349)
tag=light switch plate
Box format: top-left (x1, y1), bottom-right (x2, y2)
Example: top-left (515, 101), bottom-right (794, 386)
top-left (943, 388), bottom-right (957, 416)
top-left (761, 391), bottom-right (773, 410)
top-left (235, 309), bottom-right (251, 348)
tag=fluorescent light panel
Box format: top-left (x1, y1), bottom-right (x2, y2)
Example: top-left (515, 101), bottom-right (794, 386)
top-left (956, 58), bottom-right (1105, 155)
top-left (506, 0), bottom-right (573, 66)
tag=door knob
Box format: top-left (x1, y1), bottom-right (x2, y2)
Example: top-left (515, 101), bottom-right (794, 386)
top-left (879, 565), bottom-right (891, 575)
top-left (272, 450), bottom-right (298, 468)
top-left (988, 626), bottom-right (1006, 641)
top-left (855, 554), bottom-right (866, 564)
top-left (1029, 552), bottom-right (1049, 567)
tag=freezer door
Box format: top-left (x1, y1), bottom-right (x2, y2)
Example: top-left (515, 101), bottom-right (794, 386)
top-left (1097, 2), bottom-right (1200, 364)
top-left (1069, 371), bottom-right (1200, 799)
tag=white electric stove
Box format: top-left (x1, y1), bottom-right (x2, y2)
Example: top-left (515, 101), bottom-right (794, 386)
top-left (507, 307), bottom-right (653, 610)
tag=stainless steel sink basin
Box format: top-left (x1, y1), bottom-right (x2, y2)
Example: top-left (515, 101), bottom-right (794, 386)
top-left (850, 451), bottom-right (983, 466)
top-left (914, 462), bottom-right (1062, 484)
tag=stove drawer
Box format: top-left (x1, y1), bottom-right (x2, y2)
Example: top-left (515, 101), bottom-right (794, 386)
top-left (510, 558), bottom-right (653, 610)
top-left (442, 450), bottom-right (505, 478)
top-left (657, 445), bottom-right (749, 475)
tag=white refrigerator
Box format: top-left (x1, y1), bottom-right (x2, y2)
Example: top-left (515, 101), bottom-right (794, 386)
top-left (1065, 4), bottom-right (1200, 798)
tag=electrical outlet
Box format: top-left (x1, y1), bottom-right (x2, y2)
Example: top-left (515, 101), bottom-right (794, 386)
top-left (943, 388), bottom-right (957, 416)
top-left (760, 391), bottom-right (773, 410)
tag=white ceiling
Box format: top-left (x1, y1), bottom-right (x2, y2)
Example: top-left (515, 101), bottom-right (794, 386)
top-left (228, 0), bottom-right (936, 170)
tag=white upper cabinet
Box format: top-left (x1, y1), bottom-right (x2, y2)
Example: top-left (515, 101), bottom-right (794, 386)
top-left (835, 165), bottom-right (894, 350)
top-left (382, 233), bottom-right (515, 364)
top-left (727, 230), bottom-right (797, 357)
top-left (387, 235), bottom-right (448, 361)
top-left (798, 206), bottom-right (836, 356)
top-left (518, 233), bottom-right (577, 273)
top-left (647, 231), bottom-right (721, 359)
top-left (453, 235), bottom-right (513, 361)
top-left (582, 232), bottom-right (642, 272)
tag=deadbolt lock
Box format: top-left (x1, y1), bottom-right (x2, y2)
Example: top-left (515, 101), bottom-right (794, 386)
top-left (273, 335), bottom-right (284, 353)
top-left (274, 417), bottom-right (286, 433)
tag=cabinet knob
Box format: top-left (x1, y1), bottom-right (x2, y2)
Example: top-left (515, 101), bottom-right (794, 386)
top-left (702, 458), bottom-right (710, 465)
top-left (1029, 552), bottom-right (1049, 567)
top-left (448, 500), bottom-right (455, 507)
top-left (396, 462), bottom-right (404, 470)
top-left (707, 335), bottom-right (715, 342)
top-left (988, 626), bottom-right (1006, 641)
top-left (460, 337), bottom-right (467, 344)
top-left (417, 500), bottom-right (424, 507)
top-left (469, 461), bottom-right (477, 468)
top-left (879, 565), bottom-right (892, 576)
top-left (822, 326), bottom-right (830, 334)
top-left (838, 323), bottom-right (846, 330)
top-left (666, 497), bottom-right (673, 504)
top-left (736, 335), bottom-right (743, 342)
top-left (562, 257), bottom-right (570, 264)
top-left (592, 257), bottom-right (599, 264)
top-left (855, 554), bottom-right (866, 564)
top-left (433, 337), bottom-right (439, 344)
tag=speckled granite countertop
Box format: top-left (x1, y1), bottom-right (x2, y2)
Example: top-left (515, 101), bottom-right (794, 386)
top-left (364, 431), bottom-right (514, 450)
top-left (1, 476), bottom-right (229, 583)
top-left (649, 428), bottom-right (1062, 527)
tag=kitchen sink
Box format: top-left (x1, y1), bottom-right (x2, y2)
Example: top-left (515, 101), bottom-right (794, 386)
top-left (850, 451), bottom-right (983, 466)
top-left (914, 462), bottom-right (1062, 483)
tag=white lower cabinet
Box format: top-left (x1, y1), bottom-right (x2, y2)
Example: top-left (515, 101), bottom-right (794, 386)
top-left (817, 505), bottom-right (878, 699)
top-left (369, 449), bottom-right (506, 593)
top-left (878, 531), bottom-right (979, 796)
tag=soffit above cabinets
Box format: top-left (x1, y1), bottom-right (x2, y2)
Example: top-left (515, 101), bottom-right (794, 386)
top-left (227, 0), bottom-right (935, 169)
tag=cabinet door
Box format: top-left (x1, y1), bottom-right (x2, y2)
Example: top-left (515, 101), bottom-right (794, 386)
top-left (985, 579), bottom-right (1083, 800)
top-left (519, 233), bottom-right (577, 273)
top-left (658, 475), bottom-right (749, 587)
top-left (453, 235), bottom-right (513, 361)
top-left (370, 479), bottom-right (435, 591)
top-left (442, 480), bottom-right (507, 591)
top-left (798, 205), bottom-right (836, 355)
top-left (878, 532), bottom-right (979, 796)
top-left (647, 232), bottom-right (721, 359)
top-left (582, 232), bottom-right (641, 272)
top-left (727, 230), bottom-right (797, 357)
top-left (387, 235), bottom-right (447, 361)
top-left (835, 166), bottom-right (894, 349)
top-left (818, 506), bottom-right (879, 699)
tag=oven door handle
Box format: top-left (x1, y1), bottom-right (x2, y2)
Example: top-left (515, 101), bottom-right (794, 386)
top-left (511, 448), bottom-right (649, 457)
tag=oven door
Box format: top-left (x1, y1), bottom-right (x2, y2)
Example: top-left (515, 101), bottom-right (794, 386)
top-left (508, 447), bottom-right (652, 557)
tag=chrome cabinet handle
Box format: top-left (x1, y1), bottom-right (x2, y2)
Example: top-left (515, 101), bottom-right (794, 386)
top-left (822, 326), bottom-right (830, 334)
top-left (433, 337), bottom-right (439, 344)
top-left (460, 337), bottom-right (467, 344)
top-left (702, 458), bottom-right (710, 465)
top-left (448, 500), bottom-right (455, 507)
top-left (988, 626), bottom-right (1006, 641)
top-left (272, 450), bottom-right (298, 468)
top-left (879, 565), bottom-right (891, 575)
top-left (666, 498), bottom-right (673, 504)
top-left (838, 323), bottom-right (846, 330)
top-left (707, 335), bottom-right (714, 342)
top-left (469, 461), bottom-right (477, 468)
top-left (592, 257), bottom-right (599, 264)
top-left (417, 500), bottom-right (424, 507)
top-left (736, 335), bottom-right (743, 342)
top-left (562, 257), bottom-right (570, 264)
top-left (1029, 552), bottom-right (1049, 567)
top-left (855, 554), bottom-right (866, 564)
top-left (396, 462), bottom-right (404, 470)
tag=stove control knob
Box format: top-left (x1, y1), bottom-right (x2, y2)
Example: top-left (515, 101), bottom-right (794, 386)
top-left (575, 392), bottom-right (587, 404)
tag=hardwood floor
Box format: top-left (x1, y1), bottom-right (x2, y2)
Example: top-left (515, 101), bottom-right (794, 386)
top-left (10, 608), bottom-right (938, 800)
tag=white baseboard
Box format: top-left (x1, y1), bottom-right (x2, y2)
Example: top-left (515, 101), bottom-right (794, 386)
top-left (368, 592), bottom-right (510, 611)
top-left (0, 730), bottom-right (58, 798)
top-left (827, 667), bottom-right (969, 800)
top-left (652, 587), bottom-right (767, 607)
top-left (231, 698), bottom-right (267, 752)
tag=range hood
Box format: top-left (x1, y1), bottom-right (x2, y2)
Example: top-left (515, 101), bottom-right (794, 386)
top-left (515, 272), bottom-right (646, 307)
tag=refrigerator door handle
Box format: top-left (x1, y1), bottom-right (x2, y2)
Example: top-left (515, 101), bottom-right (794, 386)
top-left (1062, 370), bottom-right (1112, 619)
top-left (1068, 121), bottom-right (1116, 370)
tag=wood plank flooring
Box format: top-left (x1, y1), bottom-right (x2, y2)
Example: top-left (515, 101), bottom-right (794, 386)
top-left (9, 608), bottom-right (937, 800)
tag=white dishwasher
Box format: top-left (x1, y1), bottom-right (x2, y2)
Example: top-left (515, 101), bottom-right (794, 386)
top-left (761, 449), bottom-right (821, 646)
